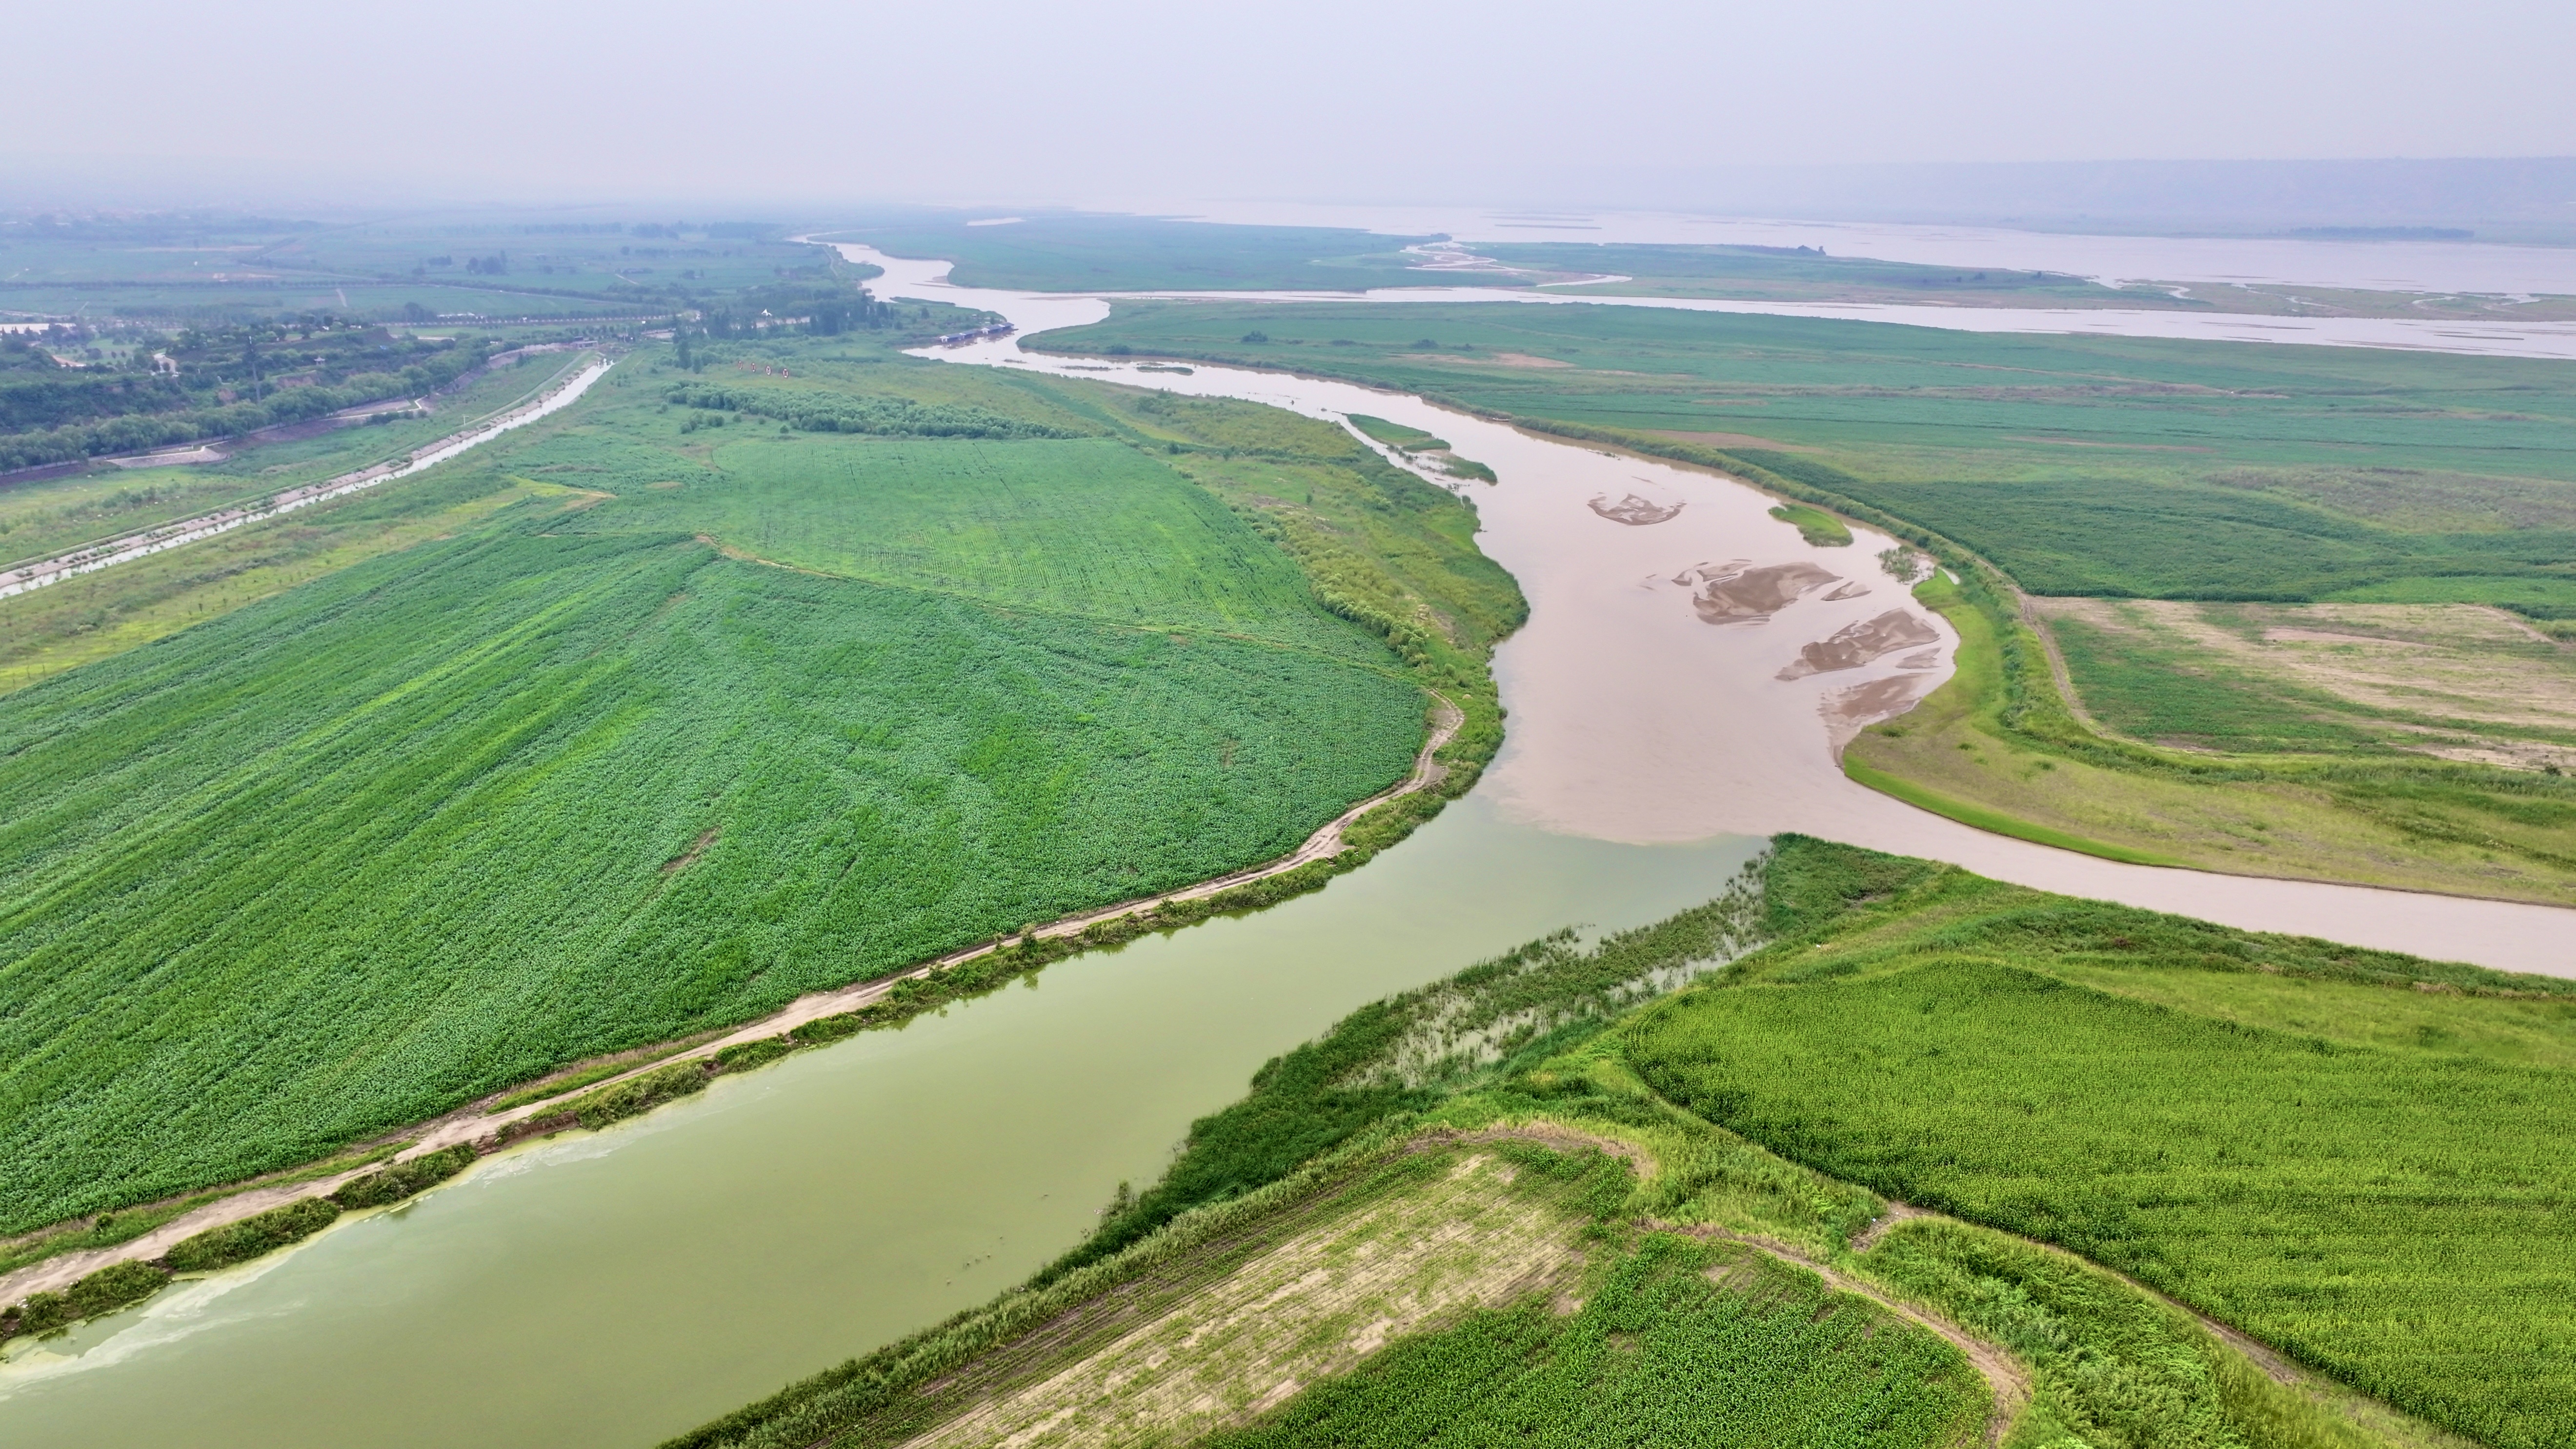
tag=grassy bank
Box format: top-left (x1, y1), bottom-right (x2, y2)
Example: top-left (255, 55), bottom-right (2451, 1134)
top-left (679, 835), bottom-right (2557, 1448)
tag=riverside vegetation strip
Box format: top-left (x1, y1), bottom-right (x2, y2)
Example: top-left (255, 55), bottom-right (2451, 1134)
top-left (675, 835), bottom-right (2567, 1449)
top-left (1035, 299), bottom-right (2576, 902)
top-left (0, 323), bottom-right (1522, 1250)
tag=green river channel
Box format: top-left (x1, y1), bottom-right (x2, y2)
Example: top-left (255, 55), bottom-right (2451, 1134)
top-left (0, 794), bottom-right (1759, 1446)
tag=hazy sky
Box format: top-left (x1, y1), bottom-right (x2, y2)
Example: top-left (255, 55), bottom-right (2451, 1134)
top-left (10, 0), bottom-right (2574, 209)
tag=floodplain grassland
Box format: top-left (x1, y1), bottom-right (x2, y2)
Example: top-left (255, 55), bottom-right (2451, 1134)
top-left (1481, 240), bottom-right (2576, 321)
top-left (1027, 302), bottom-right (2576, 604)
top-left (820, 214), bottom-right (1479, 292)
top-left (2035, 598), bottom-right (2576, 765)
top-left (1767, 500), bottom-right (1853, 545)
top-left (1034, 300), bottom-right (2576, 901)
top-left (1626, 837), bottom-right (2576, 1449)
top-left (0, 322), bottom-right (1520, 1247)
top-left (1843, 567), bottom-right (2576, 900)
top-left (677, 836), bottom-right (2539, 1449)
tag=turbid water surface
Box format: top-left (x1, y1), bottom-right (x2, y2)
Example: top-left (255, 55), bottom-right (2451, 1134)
top-left (0, 800), bottom-right (1760, 1445)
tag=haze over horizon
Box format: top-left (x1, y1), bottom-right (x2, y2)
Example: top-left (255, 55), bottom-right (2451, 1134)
top-left (8, 0), bottom-right (2575, 232)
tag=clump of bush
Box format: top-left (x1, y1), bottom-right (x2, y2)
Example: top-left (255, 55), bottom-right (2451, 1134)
top-left (331, 1144), bottom-right (478, 1210)
top-left (567, 1060), bottom-right (712, 1129)
top-left (9, 1259), bottom-right (170, 1338)
top-left (164, 1197), bottom-right (341, 1273)
top-left (715, 1037), bottom-right (795, 1072)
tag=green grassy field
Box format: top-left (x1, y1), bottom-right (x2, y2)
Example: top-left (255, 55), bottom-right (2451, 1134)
top-left (1035, 300), bottom-right (2576, 899)
top-left (1623, 838), bottom-right (2576, 1449)
top-left (1031, 302), bottom-right (2576, 594)
top-left (0, 323), bottom-right (1525, 1238)
top-left (678, 835), bottom-right (2551, 1449)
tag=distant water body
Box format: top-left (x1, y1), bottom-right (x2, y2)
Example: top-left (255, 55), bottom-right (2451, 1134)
top-left (1177, 201), bottom-right (2576, 297)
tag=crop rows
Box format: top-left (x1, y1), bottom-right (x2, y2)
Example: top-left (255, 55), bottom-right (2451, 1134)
top-left (549, 433), bottom-right (1381, 657)
top-left (1206, 1233), bottom-right (1981, 1449)
top-left (1626, 943), bottom-right (2576, 1448)
top-left (0, 520), bottom-right (1420, 1230)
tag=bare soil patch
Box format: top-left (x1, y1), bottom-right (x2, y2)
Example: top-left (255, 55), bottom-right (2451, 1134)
top-left (1779, 609), bottom-right (1942, 681)
top-left (1587, 492), bottom-right (1685, 525)
top-left (1821, 675), bottom-right (1936, 754)
top-left (1690, 562), bottom-right (1841, 624)
top-left (2033, 597), bottom-right (2576, 769)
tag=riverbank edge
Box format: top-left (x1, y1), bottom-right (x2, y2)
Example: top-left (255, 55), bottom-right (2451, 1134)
top-left (662, 836), bottom-right (2520, 1449)
top-left (1024, 331), bottom-right (2576, 908)
top-left (0, 684), bottom-right (1485, 1339)
top-left (654, 1106), bottom-right (2445, 1449)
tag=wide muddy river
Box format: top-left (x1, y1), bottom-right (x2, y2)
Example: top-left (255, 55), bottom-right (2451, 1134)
top-left (4, 242), bottom-right (2571, 1446)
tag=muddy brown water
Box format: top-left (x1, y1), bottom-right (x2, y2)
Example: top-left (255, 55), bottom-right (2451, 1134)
top-left (5, 243), bottom-right (2570, 1449)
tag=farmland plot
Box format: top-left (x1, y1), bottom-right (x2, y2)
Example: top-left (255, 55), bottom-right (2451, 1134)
top-left (0, 504), bottom-right (1422, 1232)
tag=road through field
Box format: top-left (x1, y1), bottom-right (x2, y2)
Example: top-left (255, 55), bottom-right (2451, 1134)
top-left (0, 351), bottom-right (612, 602)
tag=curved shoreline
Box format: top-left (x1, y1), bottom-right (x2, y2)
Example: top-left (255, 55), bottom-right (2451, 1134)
top-left (0, 693), bottom-right (1463, 1312)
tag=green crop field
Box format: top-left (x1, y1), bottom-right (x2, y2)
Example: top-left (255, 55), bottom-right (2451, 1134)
top-left (1200, 1229), bottom-right (1981, 1449)
top-left (1621, 838), bottom-right (2576, 1449)
top-left (546, 436), bottom-right (1382, 654)
top-left (681, 834), bottom-right (2554, 1449)
top-left (0, 315), bottom-right (1530, 1239)
top-left (0, 524), bottom-right (1420, 1231)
